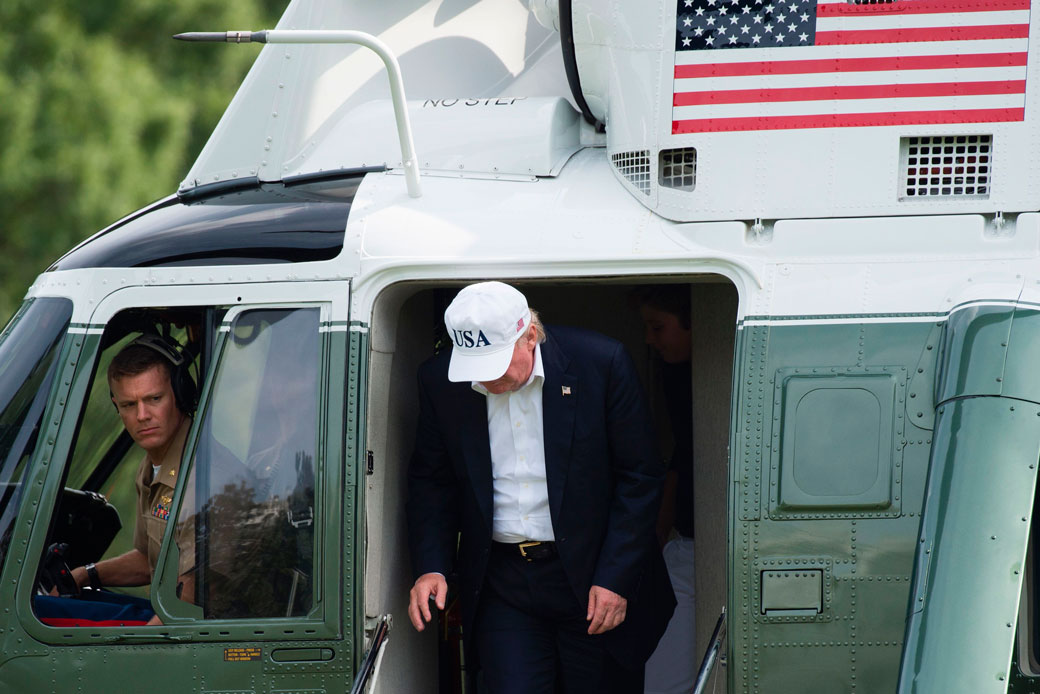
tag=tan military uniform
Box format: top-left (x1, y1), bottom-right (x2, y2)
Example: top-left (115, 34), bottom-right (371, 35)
top-left (132, 418), bottom-right (195, 577)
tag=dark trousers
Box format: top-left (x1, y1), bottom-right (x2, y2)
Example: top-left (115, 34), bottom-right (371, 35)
top-left (473, 543), bottom-right (644, 694)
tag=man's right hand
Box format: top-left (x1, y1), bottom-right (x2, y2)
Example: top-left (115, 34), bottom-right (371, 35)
top-left (408, 573), bottom-right (447, 632)
top-left (69, 566), bottom-right (88, 590)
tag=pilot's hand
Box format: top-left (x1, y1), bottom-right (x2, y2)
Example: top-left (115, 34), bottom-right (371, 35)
top-left (408, 573), bottom-right (447, 632)
top-left (587, 585), bottom-right (627, 635)
top-left (69, 566), bottom-right (87, 590)
top-left (50, 566), bottom-right (87, 596)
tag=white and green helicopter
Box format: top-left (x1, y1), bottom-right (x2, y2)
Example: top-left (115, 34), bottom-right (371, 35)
top-left (0, 0), bottom-right (1037, 691)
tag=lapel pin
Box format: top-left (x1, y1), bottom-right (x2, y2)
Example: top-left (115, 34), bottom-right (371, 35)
top-left (561, 386), bottom-right (571, 396)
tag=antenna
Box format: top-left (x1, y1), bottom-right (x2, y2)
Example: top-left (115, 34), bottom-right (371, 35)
top-left (174, 29), bottom-right (423, 198)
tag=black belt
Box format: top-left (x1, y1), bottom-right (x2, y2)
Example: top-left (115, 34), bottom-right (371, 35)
top-left (493, 540), bottom-right (558, 562)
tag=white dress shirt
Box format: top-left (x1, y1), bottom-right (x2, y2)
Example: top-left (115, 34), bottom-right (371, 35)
top-left (473, 344), bottom-right (555, 542)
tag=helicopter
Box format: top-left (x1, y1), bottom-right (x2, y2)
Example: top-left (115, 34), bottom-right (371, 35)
top-left (0, 0), bottom-right (1038, 692)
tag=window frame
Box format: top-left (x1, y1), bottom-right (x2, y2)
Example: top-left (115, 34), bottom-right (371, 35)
top-left (0, 297), bottom-right (75, 576)
top-left (151, 302), bottom-right (338, 637)
top-left (15, 281), bottom-right (350, 648)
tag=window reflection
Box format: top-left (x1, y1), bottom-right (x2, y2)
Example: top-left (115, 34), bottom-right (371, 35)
top-left (0, 298), bottom-right (73, 571)
top-left (180, 308), bottom-right (320, 619)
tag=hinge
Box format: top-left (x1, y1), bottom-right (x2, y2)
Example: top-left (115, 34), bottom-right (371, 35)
top-left (747, 218), bottom-right (773, 245)
top-left (366, 450), bottom-right (374, 475)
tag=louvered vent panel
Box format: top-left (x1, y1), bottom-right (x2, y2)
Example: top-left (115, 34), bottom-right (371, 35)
top-left (659, 147), bottom-right (697, 192)
top-left (899, 135), bottom-right (991, 200)
top-left (611, 150), bottom-right (651, 196)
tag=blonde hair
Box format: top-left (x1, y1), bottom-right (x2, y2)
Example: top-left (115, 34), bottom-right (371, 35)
top-left (529, 309), bottom-right (546, 344)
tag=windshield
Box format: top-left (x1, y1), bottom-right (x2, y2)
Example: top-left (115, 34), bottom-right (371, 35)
top-left (0, 297), bottom-right (74, 569)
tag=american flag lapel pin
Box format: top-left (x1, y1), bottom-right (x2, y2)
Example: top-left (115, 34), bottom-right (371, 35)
top-left (562, 386), bottom-right (572, 396)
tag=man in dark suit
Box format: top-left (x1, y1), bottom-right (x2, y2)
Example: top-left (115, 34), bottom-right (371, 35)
top-left (407, 282), bottom-right (675, 693)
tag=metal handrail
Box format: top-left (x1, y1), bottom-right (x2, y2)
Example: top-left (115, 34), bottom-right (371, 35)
top-left (349, 614), bottom-right (392, 694)
top-left (693, 607), bottom-right (727, 694)
top-left (174, 29), bottom-right (422, 198)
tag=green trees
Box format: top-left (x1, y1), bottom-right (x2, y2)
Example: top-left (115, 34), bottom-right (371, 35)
top-left (0, 0), bottom-right (284, 322)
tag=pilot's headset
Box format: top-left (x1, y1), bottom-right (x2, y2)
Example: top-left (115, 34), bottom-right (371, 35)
top-left (120, 334), bottom-right (199, 415)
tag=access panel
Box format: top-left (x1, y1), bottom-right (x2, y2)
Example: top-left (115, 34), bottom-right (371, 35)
top-left (731, 316), bottom-right (939, 694)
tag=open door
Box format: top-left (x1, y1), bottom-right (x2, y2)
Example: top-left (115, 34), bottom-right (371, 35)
top-left (899, 303), bottom-right (1040, 692)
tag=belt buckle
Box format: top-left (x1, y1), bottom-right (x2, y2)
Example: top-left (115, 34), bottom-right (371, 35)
top-left (518, 541), bottom-right (542, 561)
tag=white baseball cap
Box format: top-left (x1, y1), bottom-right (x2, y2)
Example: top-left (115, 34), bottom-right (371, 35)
top-left (444, 282), bottom-right (532, 382)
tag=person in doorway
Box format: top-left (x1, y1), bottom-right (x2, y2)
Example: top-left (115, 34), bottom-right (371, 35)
top-left (407, 281), bottom-right (675, 693)
top-left (632, 285), bottom-right (697, 694)
top-left (69, 335), bottom-right (198, 624)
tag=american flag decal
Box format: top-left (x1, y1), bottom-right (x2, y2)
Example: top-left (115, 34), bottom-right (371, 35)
top-left (672, 0), bottom-right (1030, 133)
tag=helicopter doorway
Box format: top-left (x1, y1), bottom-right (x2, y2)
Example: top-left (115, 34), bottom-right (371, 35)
top-left (362, 277), bottom-right (737, 694)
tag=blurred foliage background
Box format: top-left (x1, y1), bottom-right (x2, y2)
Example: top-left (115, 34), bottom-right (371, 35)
top-left (0, 0), bottom-right (285, 324)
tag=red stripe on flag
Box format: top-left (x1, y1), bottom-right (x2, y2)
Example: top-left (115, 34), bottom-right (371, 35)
top-left (674, 52), bottom-right (1027, 78)
top-left (674, 80), bottom-right (1026, 105)
top-left (672, 107), bottom-right (1024, 133)
top-left (815, 24), bottom-right (1029, 45)
top-left (818, 0), bottom-right (1029, 17)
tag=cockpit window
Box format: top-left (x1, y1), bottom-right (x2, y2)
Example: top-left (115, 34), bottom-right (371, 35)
top-left (0, 298), bottom-right (73, 570)
top-left (177, 307), bottom-right (321, 619)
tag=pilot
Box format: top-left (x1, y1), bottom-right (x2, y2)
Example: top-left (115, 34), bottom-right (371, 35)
top-left (69, 335), bottom-right (197, 625)
top-left (631, 285), bottom-right (696, 694)
top-left (407, 281), bottom-right (675, 693)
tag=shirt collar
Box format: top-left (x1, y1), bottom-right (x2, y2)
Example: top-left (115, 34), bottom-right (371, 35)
top-left (471, 343), bottom-right (544, 395)
top-left (151, 417), bottom-right (192, 486)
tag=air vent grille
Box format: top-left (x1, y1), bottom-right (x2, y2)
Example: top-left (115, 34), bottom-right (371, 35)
top-left (611, 150), bottom-right (651, 195)
top-left (659, 148), bottom-right (697, 192)
top-left (899, 135), bottom-right (991, 200)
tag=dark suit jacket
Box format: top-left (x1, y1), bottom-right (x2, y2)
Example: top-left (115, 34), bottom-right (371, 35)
top-left (406, 325), bottom-right (676, 669)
